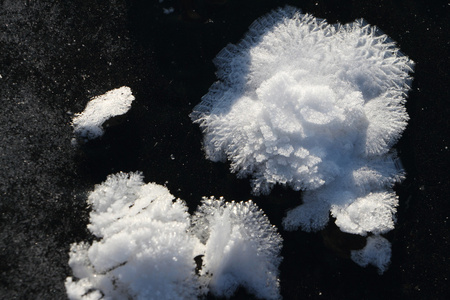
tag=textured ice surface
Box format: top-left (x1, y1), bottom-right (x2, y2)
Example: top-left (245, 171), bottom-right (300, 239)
top-left (192, 197), bottom-right (283, 300)
top-left (191, 6), bottom-right (413, 243)
top-left (66, 173), bottom-right (282, 299)
top-left (65, 172), bottom-right (203, 300)
top-left (351, 235), bottom-right (392, 274)
top-left (72, 86), bottom-right (135, 141)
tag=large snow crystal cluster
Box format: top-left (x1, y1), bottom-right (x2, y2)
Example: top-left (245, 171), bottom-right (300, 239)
top-left (66, 172), bottom-right (282, 300)
top-left (191, 6), bottom-right (413, 273)
top-left (72, 86), bottom-right (135, 141)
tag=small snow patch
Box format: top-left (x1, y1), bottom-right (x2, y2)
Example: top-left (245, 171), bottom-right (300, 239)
top-left (72, 86), bottom-right (135, 142)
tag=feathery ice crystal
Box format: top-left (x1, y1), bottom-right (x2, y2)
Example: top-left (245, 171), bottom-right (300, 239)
top-left (65, 172), bottom-right (203, 300)
top-left (192, 197), bottom-right (283, 299)
top-left (351, 235), bottom-right (392, 274)
top-left (191, 6), bottom-right (413, 272)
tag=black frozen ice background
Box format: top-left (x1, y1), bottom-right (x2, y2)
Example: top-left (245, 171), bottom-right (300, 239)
top-left (0, 0), bottom-right (448, 299)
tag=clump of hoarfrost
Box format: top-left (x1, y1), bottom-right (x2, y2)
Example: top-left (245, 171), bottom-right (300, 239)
top-left (65, 172), bottom-right (204, 300)
top-left (66, 173), bottom-right (282, 300)
top-left (191, 5), bottom-right (413, 269)
top-left (283, 157), bottom-right (403, 236)
top-left (192, 197), bottom-right (283, 300)
top-left (351, 235), bottom-right (392, 274)
top-left (72, 86), bottom-right (135, 141)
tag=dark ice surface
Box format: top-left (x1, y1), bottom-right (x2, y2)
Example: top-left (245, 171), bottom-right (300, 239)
top-left (0, 0), bottom-right (448, 299)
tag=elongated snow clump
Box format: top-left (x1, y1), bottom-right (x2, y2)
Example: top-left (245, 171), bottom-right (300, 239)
top-left (192, 197), bottom-right (283, 300)
top-left (65, 172), bottom-right (204, 300)
top-left (191, 6), bottom-right (413, 271)
top-left (66, 173), bottom-right (283, 299)
top-left (72, 86), bottom-right (135, 141)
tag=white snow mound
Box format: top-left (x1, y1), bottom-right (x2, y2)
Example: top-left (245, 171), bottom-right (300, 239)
top-left (72, 86), bottom-right (135, 140)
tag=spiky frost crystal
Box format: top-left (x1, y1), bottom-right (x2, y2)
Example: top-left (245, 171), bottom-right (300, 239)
top-left (192, 197), bottom-right (283, 300)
